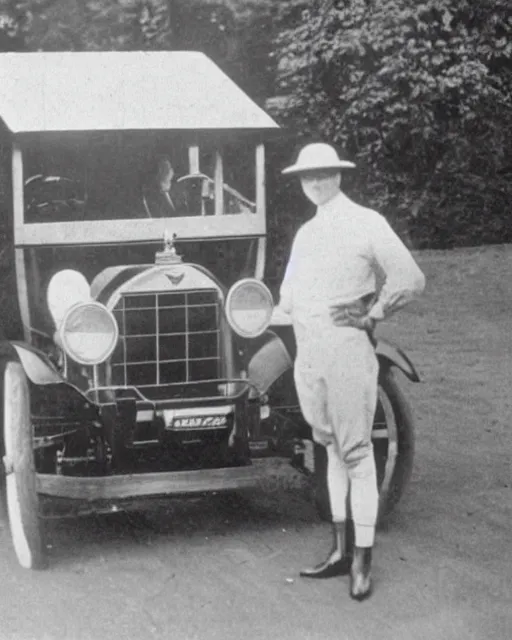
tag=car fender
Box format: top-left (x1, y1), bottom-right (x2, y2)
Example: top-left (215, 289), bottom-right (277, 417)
top-left (8, 342), bottom-right (65, 386)
top-left (375, 338), bottom-right (420, 383)
top-left (247, 330), bottom-right (293, 397)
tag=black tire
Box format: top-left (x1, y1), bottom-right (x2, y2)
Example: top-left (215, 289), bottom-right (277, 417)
top-left (314, 366), bottom-right (415, 523)
top-left (1, 361), bottom-right (47, 569)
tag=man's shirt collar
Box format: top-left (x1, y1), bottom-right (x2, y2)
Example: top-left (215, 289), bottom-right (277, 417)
top-left (315, 190), bottom-right (354, 220)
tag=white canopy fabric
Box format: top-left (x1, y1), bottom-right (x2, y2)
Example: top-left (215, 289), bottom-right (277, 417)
top-left (0, 51), bottom-right (279, 133)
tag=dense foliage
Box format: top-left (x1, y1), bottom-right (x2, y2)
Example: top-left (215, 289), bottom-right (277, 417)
top-left (272, 0), bottom-right (512, 248)
top-left (0, 0), bottom-right (511, 257)
top-left (0, 1), bottom-right (174, 50)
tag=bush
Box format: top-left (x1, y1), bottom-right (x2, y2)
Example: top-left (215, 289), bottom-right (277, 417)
top-left (270, 0), bottom-right (512, 249)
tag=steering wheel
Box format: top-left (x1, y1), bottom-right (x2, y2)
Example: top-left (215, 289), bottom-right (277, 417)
top-left (24, 174), bottom-right (86, 215)
top-left (176, 172), bottom-right (214, 216)
top-left (177, 173), bottom-right (256, 214)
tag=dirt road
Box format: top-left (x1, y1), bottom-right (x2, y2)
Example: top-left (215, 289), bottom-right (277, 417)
top-left (1, 245), bottom-right (511, 640)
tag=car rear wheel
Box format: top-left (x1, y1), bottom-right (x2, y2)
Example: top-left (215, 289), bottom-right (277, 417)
top-left (1, 361), bottom-right (47, 569)
top-left (314, 367), bottom-right (415, 524)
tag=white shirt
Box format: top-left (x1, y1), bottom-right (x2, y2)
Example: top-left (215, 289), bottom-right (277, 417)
top-left (278, 191), bottom-right (425, 326)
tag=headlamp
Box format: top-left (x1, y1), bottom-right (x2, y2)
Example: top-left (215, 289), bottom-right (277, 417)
top-left (47, 269), bottom-right (91, 329)
top-left (59, 302), bottom-right (118, 366)
top-left (225, 278), bottom-right (273, 338)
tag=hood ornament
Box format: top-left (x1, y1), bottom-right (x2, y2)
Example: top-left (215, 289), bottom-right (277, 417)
top-left (155, 230), bottom-right (183, 265)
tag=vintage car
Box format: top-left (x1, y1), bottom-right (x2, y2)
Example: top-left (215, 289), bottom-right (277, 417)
top-left (0, 51), bottom-right (420, 570)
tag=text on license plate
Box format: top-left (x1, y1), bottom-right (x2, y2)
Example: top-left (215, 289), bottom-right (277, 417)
top-left (166, 414), bottom-right (228, 430)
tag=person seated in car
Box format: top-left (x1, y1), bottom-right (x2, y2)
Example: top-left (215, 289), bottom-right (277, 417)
top-left (143, 156), bottom-right (187, 217)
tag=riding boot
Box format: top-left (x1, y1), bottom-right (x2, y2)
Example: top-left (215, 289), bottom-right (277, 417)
top-left (300, 520), bottom-right (354, 579)
top-left (350, 546), bottom-right (372, 601)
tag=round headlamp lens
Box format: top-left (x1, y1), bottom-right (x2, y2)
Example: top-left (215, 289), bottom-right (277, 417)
top-left (226, 279), bottom-right (273, 338)
top-left (60, 302), bottom-right (118, 365)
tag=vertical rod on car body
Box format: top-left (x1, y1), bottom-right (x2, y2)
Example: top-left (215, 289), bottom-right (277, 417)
top-left (92, 365), bottom-right (100, 404)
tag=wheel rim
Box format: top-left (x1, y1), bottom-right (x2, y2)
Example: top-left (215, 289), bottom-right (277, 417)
top-left (372, 384), bottom-right (398, 506)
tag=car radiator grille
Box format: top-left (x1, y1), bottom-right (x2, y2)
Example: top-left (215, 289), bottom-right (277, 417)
top-left (111, 290), bottom-right (221, 387)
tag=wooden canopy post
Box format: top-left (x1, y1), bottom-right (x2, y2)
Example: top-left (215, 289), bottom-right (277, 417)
top-left (188, 145), bottom-right (200, 174)
top-left (214, 150), bottom-right (224, 215)
top-left (255, 143), bottom-right (266, 280)
top-left (12, 142), bottom-right (31, 342)
top-left (255, 143), bottom-right (265, 217)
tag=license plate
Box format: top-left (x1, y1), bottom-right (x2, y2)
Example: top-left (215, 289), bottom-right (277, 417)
top-left (163, 409), bottom-right (231, 431)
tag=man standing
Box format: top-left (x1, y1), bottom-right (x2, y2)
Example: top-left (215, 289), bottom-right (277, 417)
top-left (278, 143), bottom-right (425, 601)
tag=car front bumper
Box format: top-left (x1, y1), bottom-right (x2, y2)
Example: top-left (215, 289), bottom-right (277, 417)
top-left (36, 458), bottom-right (280, 502)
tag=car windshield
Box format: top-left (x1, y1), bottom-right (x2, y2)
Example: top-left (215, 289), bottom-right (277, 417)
top-left (22, 132), bottom-right (256, 222)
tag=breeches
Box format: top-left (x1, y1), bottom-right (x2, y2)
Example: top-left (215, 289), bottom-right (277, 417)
top-left (294, 328), bottom-right (379, 546)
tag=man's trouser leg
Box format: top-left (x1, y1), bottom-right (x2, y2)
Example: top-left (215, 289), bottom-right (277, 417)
top-left (298, 439), bottom-right (354, 579)
top-left (295, 368), bottom-right (353, 578)
top-left (324, 331), bottom-right (379, 599)
top-left (325, 332), bottom-right (379, 547)
top-left (346, 446), bottom-right (378, 547)
top-left (326, 441), bottom-right (349, 522)
top-left (295, 330), bottom-right (378, 580)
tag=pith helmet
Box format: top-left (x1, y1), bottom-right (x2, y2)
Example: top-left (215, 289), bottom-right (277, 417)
top-left (282, 143), bottom-right (355, 175)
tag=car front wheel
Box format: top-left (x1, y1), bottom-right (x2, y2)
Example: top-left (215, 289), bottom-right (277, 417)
top-left (1, 360), bottom-right (47, 569)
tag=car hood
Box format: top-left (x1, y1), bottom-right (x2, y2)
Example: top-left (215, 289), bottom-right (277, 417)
top-left (91, 263), bottom-right (223, 309)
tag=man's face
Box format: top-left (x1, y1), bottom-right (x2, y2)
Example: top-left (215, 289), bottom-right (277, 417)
top-left (300, 170), bottom-right (341, 206)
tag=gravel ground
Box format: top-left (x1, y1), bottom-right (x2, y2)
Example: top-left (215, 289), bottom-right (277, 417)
top-left (1, 244), bottom-right (511, 640)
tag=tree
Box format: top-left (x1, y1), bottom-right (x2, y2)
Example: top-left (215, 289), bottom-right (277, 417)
top-left (0, 0), bottom-right (32, 50)
top-left (0, 1), bottom-right (173, 51)
top-left (272, 0), bottom-right (512, 247)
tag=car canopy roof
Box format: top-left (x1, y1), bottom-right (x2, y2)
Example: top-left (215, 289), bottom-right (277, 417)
top-left (0, 51), bottom-right (279, 134)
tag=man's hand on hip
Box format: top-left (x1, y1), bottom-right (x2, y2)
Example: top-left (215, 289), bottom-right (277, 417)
top-left (329, 305), bottom-right (376, 332)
